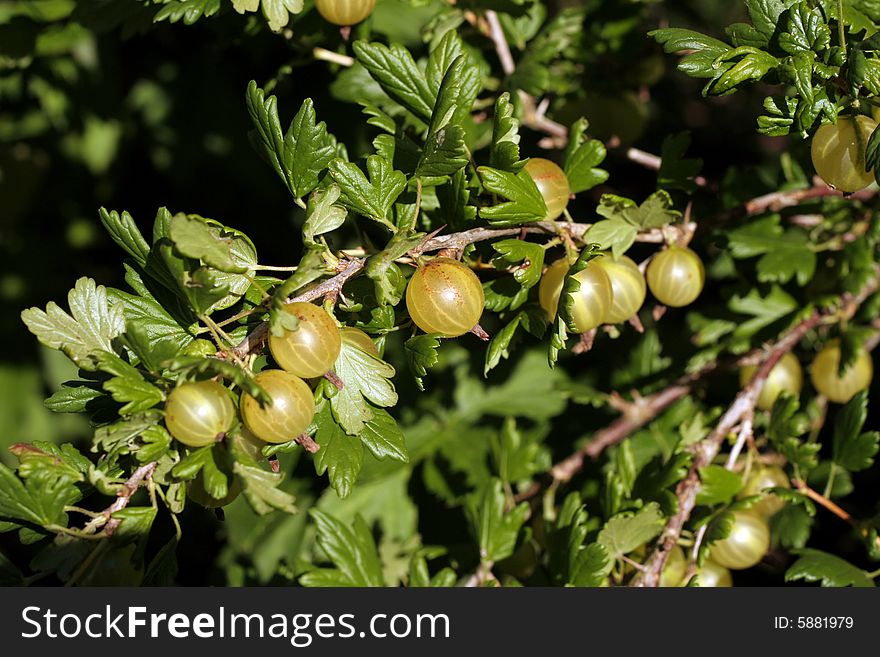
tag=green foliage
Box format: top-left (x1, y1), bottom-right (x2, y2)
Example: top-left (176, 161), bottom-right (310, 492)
top-left (3, 0), bottom-right (880, 589)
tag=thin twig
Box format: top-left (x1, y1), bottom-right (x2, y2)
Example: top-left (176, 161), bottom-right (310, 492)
top-left (81, 462), bottom-right (158, 537)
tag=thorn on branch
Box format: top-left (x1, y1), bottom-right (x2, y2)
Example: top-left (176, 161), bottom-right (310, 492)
top-left (295, 433), bottom-right (320, 454)
top-left (571, 329), bottom-right (597, 354)
top-left (323, 371), bottom-right (344, 390)
top-left (470, 323), bottom-right (490, 341)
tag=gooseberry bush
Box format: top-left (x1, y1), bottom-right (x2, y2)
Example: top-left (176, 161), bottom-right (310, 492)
top-left (3, 0), bottom-right (880, 588)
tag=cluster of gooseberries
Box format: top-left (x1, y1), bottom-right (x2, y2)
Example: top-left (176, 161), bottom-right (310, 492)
top-left (739, 339), bottom-right (873, 408)
top-left (653, 465), bottom-right (789, 587)
top-left (163, 303), bottom-right (379, 506)
top-left (523, 158), bottom-right (705, 331)
top-left (811, 115), bottom-right (878, 193)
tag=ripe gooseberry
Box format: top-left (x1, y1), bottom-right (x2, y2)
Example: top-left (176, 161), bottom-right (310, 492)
top-left (164, 380), bottom-right (235, 448)
top-left (646, 245), bottom-right (705, 308)
top-left (693, 559), bottom-right (733, 587)
top-left (739, 352), bottom-right (804, 411)
top-left (269, 302), bottom-right (342, 379)
top-left (740, 465), bottom-right (789, 519)
top-left (709, 511), bottom-right (770, 570)
top-left (405, 257), bottom-right (485, 337)
top-left (811, 115), bottom-right (877, 193)
top-left (340, 327), bottom-right (380, 357)
top-left (524, 158), bottom-right (571, 221)
top-left (659, 545), bottom-right (687, 587)
top-left (594, 254), bottom-right (647, 324)
top-left (315, 0), bottom-right (375, 26)
top-left (538, 257), bottom-right (613, 333)
top-left (810, 340), bottom-right (873, 403)
top-left (188, 472), bottom-right (241, 508)
top-left (240, 369), bottom-right (316, 444)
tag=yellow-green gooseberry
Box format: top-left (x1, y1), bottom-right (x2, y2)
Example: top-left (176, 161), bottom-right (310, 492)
top-left (709, 511), bottom-right (770, 571)
top-left (524, 157), bottom-right (571, 221)
top-left (164, 380), bottom-right (235, 448)
top-left (739, 352), bottom-right (804, 411)
top-left (646, 245), bottom-right (705, 308)
top-left (740, 465), bottom-right (789, 519)
top-left (810, 340), bottom-right (873, 403)
top-left (269, 302), bottom-right (342, 379)
top-left (340, 327), bottom-right (380, 357)
top-left (405, 257), bottom-right (485, 337)
top-left (538, 257), bottom-right (613, 333)
top-left (692, 559), bottom-right (733, 587)
top-left (811, 115), bottom-right (877, 193)
top-left (240, 369), bottom-right (316, 444)
top-left (595, 254), bottom-right (647, 324)
top-left (315, 0), bottom-right (376, 26)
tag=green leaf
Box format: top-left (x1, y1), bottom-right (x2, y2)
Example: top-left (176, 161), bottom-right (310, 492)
top-left (169, 214), bottom-right (248, 274)
top-left (650, 28), bottom-right (732, 78)
top-left (491, 240), bottom-right (545, 290)
top-left (365, 231), bottom-right (423, 305)
top-left (234, 0), bottom-right (303, 33)
top-left (563, 118), bottom-right (608, 194)
top-left (416, 126), bottom-right (468, 178)
top-left (21, 277), bottom-right (126, 371)
top-left (405, 334), bottom-right (441, 391)
top-left (546, 492), bottom-right (613, 586)
top-left (728, 285), bottom-right (799, 339)
top-left (301, 510), bottom-right (385, 587)
top-left (696, 465), bottom-right (743, 505)
top-left (465, 479), bottom-right (529, 563)
top-left (832, 391), bottom-right (879, 472)
top-left (658, 132), bottom-right (703, 192)
top-left (770, 504), bottom-right (814, 550)
top-left (747, 0), bottom-right (796, 40)
top-left (246, 81), bottom-right (337, 200)
top-left (489, 92), bottom-right (522, 172)
top-left (172, 445), bottom-right (229, 498)
top-left (97, 352), bottom-right (165, 415)
top-left (785, 548), bottom-right (875, 587)
top-left (602, 190), bottom-right (681, 229)
top-left (314, 403), bottom-right (365, 498)
top-left (706, 48), bottom-right (779, 96)
top-left (726, 215), bottom-right (816, 285)
top-left (768, 395), bottom-right (819, 472)
top-left (109, 286), bottom-right (196, 355)
top-left (330, 340), bottom-right (397, 436)
top-left (154, 0), bottom-right (222, 25)
top-left (233, 461), bottom-right (298, 515)
top-left (583, 218), bottom-right (638, 259)
top-left (0, 462), bottom-right (78, 529)
top-left (44, 382), bottom-right (104, 413)
top-left (597, 502), bottom-right (665, 559)
top-left (303, 185), bottom-right (347, 244)
top-left (478, 166), bottom-right (547, 226)
top-left (484, 306), bottom-right (547, 375)
top-left (427, 55), bottom-right (464, 138)
top-left (779, 1), bottom-right (831, 54)
top-left (352, 41), bottom-right (434, 125)
top-left (93, 411), bottom-right (164, 454)
top-left (99, 208), bottom-right (150, 267)
top-left (329, 156), bottom-right (406, 230)
top-left (359, 407), bottom-right (408, 464)
top-left (425, 30), bottom-right (481, 127)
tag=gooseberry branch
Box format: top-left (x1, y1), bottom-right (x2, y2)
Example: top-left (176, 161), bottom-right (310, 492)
top-left (632, 269), bottom-right (880, 587)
